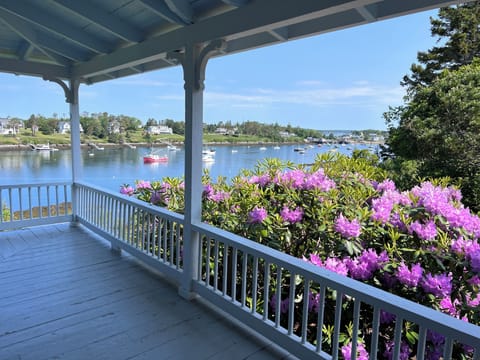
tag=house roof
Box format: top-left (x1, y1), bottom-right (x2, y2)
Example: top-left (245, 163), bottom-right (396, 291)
top-left (0, 0), bottom-right (467, 85)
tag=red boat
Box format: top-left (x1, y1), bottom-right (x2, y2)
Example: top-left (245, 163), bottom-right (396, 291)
top-left (143, 153), bottom-right (168, 163)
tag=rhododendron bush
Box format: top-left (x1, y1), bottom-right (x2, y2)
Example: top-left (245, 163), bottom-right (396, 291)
top-left (121, 153), bottom-right (480, 359)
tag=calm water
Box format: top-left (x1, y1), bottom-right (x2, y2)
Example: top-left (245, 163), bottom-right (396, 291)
top-left (0, 143), bottom-right (377, 192)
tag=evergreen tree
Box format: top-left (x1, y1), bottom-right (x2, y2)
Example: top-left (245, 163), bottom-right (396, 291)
top-left (382, 2), bottom-right (480, 211)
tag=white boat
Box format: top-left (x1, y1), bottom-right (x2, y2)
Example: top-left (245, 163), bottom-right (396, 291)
top-left (88, 142), bottom-right (104, 150)
top-left (273, 146), bottom-right (280, 150)
top-left (29, 143), bottom-right (58, 151)
top-left (259, 146), bottom-right (267, 151)
top-left (202, 148), bottom-right (216, 155)
top-left (202, 154), bottom-right (215, 162)
top-left (167, 144), bottom-right (179, 151)
top-left (231, 149), bottom-right (238, 153)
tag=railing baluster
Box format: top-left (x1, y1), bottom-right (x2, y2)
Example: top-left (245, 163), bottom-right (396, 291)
top-left (370, 307), bottom-right (380, 359)
top-left (416, 326), bottom-right (427, 360)
top-left (222, 244), bottom-right (228, 297)
top-left (351, 298), bottom-right (361, 360)
top-left (251, 256), bottom-right (258, 313)
top-left (443, 337), bottom-right (453, 359)
top-left (263, 262), bottom-right (270, 321)
top-left (214, 240), bottom-right (219, 291)
top-left (205, 237), bottom-right (211, 287)
top-left (169, 221), bottom-right (174, 264)
top-left (274, 267), bottom-right (281, 328)
top-left (18, 187), bottom-right (23, 220)
top-left (316, 286), bottom-right (326, 354)
top-left (176, 223), bottom-right (181, 269)
top-left (231, 248), bottom-right (237, 302)
top-left (162, 219), bottom-right (168, 261)
top-left (55, 185), bottom-right (59, 217)
top-left (47, 186), bottom-right (51, 217)
top-left (287, 271), bottom-right (296, 336)
top-left (331, 290), bottom-right (344, 360)
top-left (301, 279), bottom-right (310, 344)
top-left (241, 252), bottom-right (248, 308)
top-left (28, 186), bottom-right (32, 219)
top-left (393, 316), bottom-right (404, 360)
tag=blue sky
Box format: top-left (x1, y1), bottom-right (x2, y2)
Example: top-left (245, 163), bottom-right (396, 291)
top-left (0, 10), bottom-right (439, 131)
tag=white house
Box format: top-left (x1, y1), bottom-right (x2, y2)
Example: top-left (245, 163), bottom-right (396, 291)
top-left (57, 121), bottom-right (83, 134)
top-left (145, 125), bottom-right (173, 135)
top-left (0, 117), bottom-right (22, 135)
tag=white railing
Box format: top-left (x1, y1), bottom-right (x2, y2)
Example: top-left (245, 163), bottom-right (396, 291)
top-left (2, 181), bottom-right (480, 359)
top-left (74, 182), bottom-right (184, 283)
top-left (0, 182), bottom-right (72, 231)
top-left (192, 223), bottom-right (480, 360)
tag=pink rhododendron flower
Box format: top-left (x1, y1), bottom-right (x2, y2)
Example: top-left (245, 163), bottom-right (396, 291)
top-left (334, 214), bottom-right (361, 238)
top-left (248, 206), bottom-right (267, 224)
top-left (135, 180), bottom-right (151, 189)
top-left (397, 263), bottom-right (423, 288)
top-left (280, 206), bottom-right (304, 223)
top-left (409, 220), bottom-right (437, 240)
top-left (341, 342), bottom-right (369, 360)
top-left (120, 185), bottom-right (134, 196)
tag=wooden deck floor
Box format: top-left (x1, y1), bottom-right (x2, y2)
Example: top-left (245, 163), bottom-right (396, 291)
top-left (0, 223), bottom-right (295, 360)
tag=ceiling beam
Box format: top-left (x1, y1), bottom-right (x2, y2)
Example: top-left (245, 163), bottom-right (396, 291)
top-left (165, 0), bottom-right (194, 24)
top-left (0, 57), bottom-right (70, 79)
top-left (221, 0), bottom-right (250, 6)
top-left (0, 0), bottom-right (111, 54)
top-left (268, 28), bottom-right (288, 41)
top-left (0, 9), bottom-right (78, 64)
top-left (356, 6), bottom-right (376, 21)
top-left (138, 0), bottom-right (189, 25)
top-left (16, 40), bottom-right (32, 60)
top-left (53, 0), bottom-right (145, 43)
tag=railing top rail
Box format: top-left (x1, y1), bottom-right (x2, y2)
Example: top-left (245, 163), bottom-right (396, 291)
top-left (194, 221), bottom-right (480, 346)
top-left (0, 181), bottom-right (72, 189)
top-left (75, 181), bottom-right (185, 223)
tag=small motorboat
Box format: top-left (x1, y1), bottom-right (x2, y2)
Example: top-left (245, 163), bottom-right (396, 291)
top-left (202, 154), bottom-right (215, 163)
top-left (143, 150), bottom-right (168, 163)
top-left (30, 143), bottom-right (58, 151)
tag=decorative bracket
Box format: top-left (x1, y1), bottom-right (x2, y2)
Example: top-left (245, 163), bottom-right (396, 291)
top-left (42, 76), bottom-right (74, 104)
top-left (167, 39), bottom-right (227, 90)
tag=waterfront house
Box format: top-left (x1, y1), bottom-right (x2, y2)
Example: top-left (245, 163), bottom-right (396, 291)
top-left (145, 125), bottom-right (174, 135)
top-left (0, 1), bottom-right (478, 359)
top-left (57, 120), bottom-right (84, 134)
top-left (0, 117), bottom-right (22, 135)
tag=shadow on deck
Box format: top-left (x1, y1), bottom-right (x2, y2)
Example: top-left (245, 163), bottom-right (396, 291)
top-left (0, 223), bottom-right (294, 360)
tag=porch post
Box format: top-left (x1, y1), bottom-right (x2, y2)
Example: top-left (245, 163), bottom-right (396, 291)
top-left (171, 40), bottom-right (225, 300)
top-left (42, 77), bottom-right (82, 222)
top-left (69, 80), bottom-right (82, 222)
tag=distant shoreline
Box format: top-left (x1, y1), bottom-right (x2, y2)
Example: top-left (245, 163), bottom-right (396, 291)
top-left (0, 140), bottom-right (383, 152)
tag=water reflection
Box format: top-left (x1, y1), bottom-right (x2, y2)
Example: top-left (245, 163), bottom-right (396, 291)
top-left (0, 144), bottom-right (377, 191)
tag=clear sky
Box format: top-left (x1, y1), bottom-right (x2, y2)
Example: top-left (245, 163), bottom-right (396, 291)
top-left (0, 9), bottom-right (439, 131)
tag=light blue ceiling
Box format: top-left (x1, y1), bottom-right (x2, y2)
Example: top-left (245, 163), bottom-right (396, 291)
top-left (0, 0), bottom-right (469, 84)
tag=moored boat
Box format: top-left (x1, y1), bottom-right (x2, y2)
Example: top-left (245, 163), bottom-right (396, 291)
top-left (29, 143), bottom-right (58, 151)
top-left (143, 154), bottom-right (168, 163)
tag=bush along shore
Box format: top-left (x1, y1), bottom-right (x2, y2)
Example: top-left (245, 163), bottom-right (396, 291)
top-left (120, 152), bottom-right (480, 359)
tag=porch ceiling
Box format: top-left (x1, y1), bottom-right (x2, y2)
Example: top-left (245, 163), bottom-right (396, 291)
top-left (0, 0), bottom-right (468, 84)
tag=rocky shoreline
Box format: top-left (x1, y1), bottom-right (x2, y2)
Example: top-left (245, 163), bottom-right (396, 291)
top-left (0, 140), bottom-right (383, 152)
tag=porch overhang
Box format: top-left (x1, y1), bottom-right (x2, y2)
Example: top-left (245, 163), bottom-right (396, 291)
top-left (0, 0), bottom-right (470, 85)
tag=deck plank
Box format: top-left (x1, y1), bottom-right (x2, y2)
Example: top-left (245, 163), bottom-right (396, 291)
top-left (0, 223), bottom-right (294, 360)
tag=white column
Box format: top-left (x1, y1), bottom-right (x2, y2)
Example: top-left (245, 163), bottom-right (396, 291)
top-left (69, 80), bottom-right (82, 184)
top-left (179, 44), bottom-right (203, 300)
top-left (174, 40), bottom-right (225, 300)
top-left (69, 80), bottom-right (82, 222)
